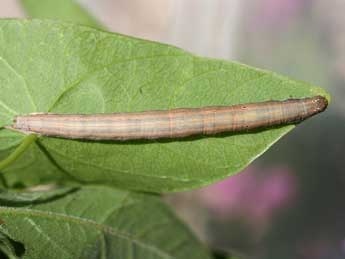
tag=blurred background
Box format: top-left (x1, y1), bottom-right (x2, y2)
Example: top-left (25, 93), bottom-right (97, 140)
top-left (1, 0), bottom-right (344, 258)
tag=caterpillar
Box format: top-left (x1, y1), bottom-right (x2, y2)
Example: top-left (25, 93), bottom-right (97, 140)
top-left (7, 96), bottom-right (327, 141)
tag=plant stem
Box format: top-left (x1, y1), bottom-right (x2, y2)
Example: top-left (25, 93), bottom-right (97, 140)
top-left (0, 134), bottom-right (37, 171)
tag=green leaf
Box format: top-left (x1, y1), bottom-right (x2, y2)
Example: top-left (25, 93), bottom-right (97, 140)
top-left (0, 186), bottom-right (76, 205)
top-left (0, 186), bottom-right (211, 259)
top-left (20, 0), bottom-right (103, 29)
top-left (0, 19), bottom-right (329, 192)
top-left (0, 232), bottom-right (25, 259)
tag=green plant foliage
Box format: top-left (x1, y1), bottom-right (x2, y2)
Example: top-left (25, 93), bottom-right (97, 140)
top-left (0, 232), bottom-right (24, 259)
top-left (0, 20), bottom-right (329, 192)
top-left (20, 0), bottom-right (102, 29)
top-left (0, 186), bottom-right (211, 259)
top-left (0, 186), bottom-right (75, 204)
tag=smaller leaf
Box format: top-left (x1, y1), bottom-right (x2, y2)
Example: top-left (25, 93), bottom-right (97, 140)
top-left (0, 186), bottom-right (211, 259)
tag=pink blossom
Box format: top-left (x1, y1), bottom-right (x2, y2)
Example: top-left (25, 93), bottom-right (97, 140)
top-left (198, 166), bottom-right (298, 226)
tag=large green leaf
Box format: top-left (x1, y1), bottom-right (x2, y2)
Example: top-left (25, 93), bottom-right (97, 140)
top-left (0, 20), bottom-right (329, 192)
top-left (0, 186), bottom-right (211, 259)
top-left (20, 0), bottom-right (102, 29)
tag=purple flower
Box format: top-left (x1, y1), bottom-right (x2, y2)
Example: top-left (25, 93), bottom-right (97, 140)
top-left (198, 166), bottom-right (298, 226)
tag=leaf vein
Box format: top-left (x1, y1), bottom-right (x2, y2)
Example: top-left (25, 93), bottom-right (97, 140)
top-left (0, 56), bottom-right (37, 112)
top-left (24, 217), bottom-right (73, 258)
top-left (48, 53), bottom-right (186, 112)
top-left (0, 207), bottom-right (175, 259)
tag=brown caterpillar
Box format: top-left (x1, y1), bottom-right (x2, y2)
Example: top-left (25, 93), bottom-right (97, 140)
top-left (7, 96), bottom-right (327, 141)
